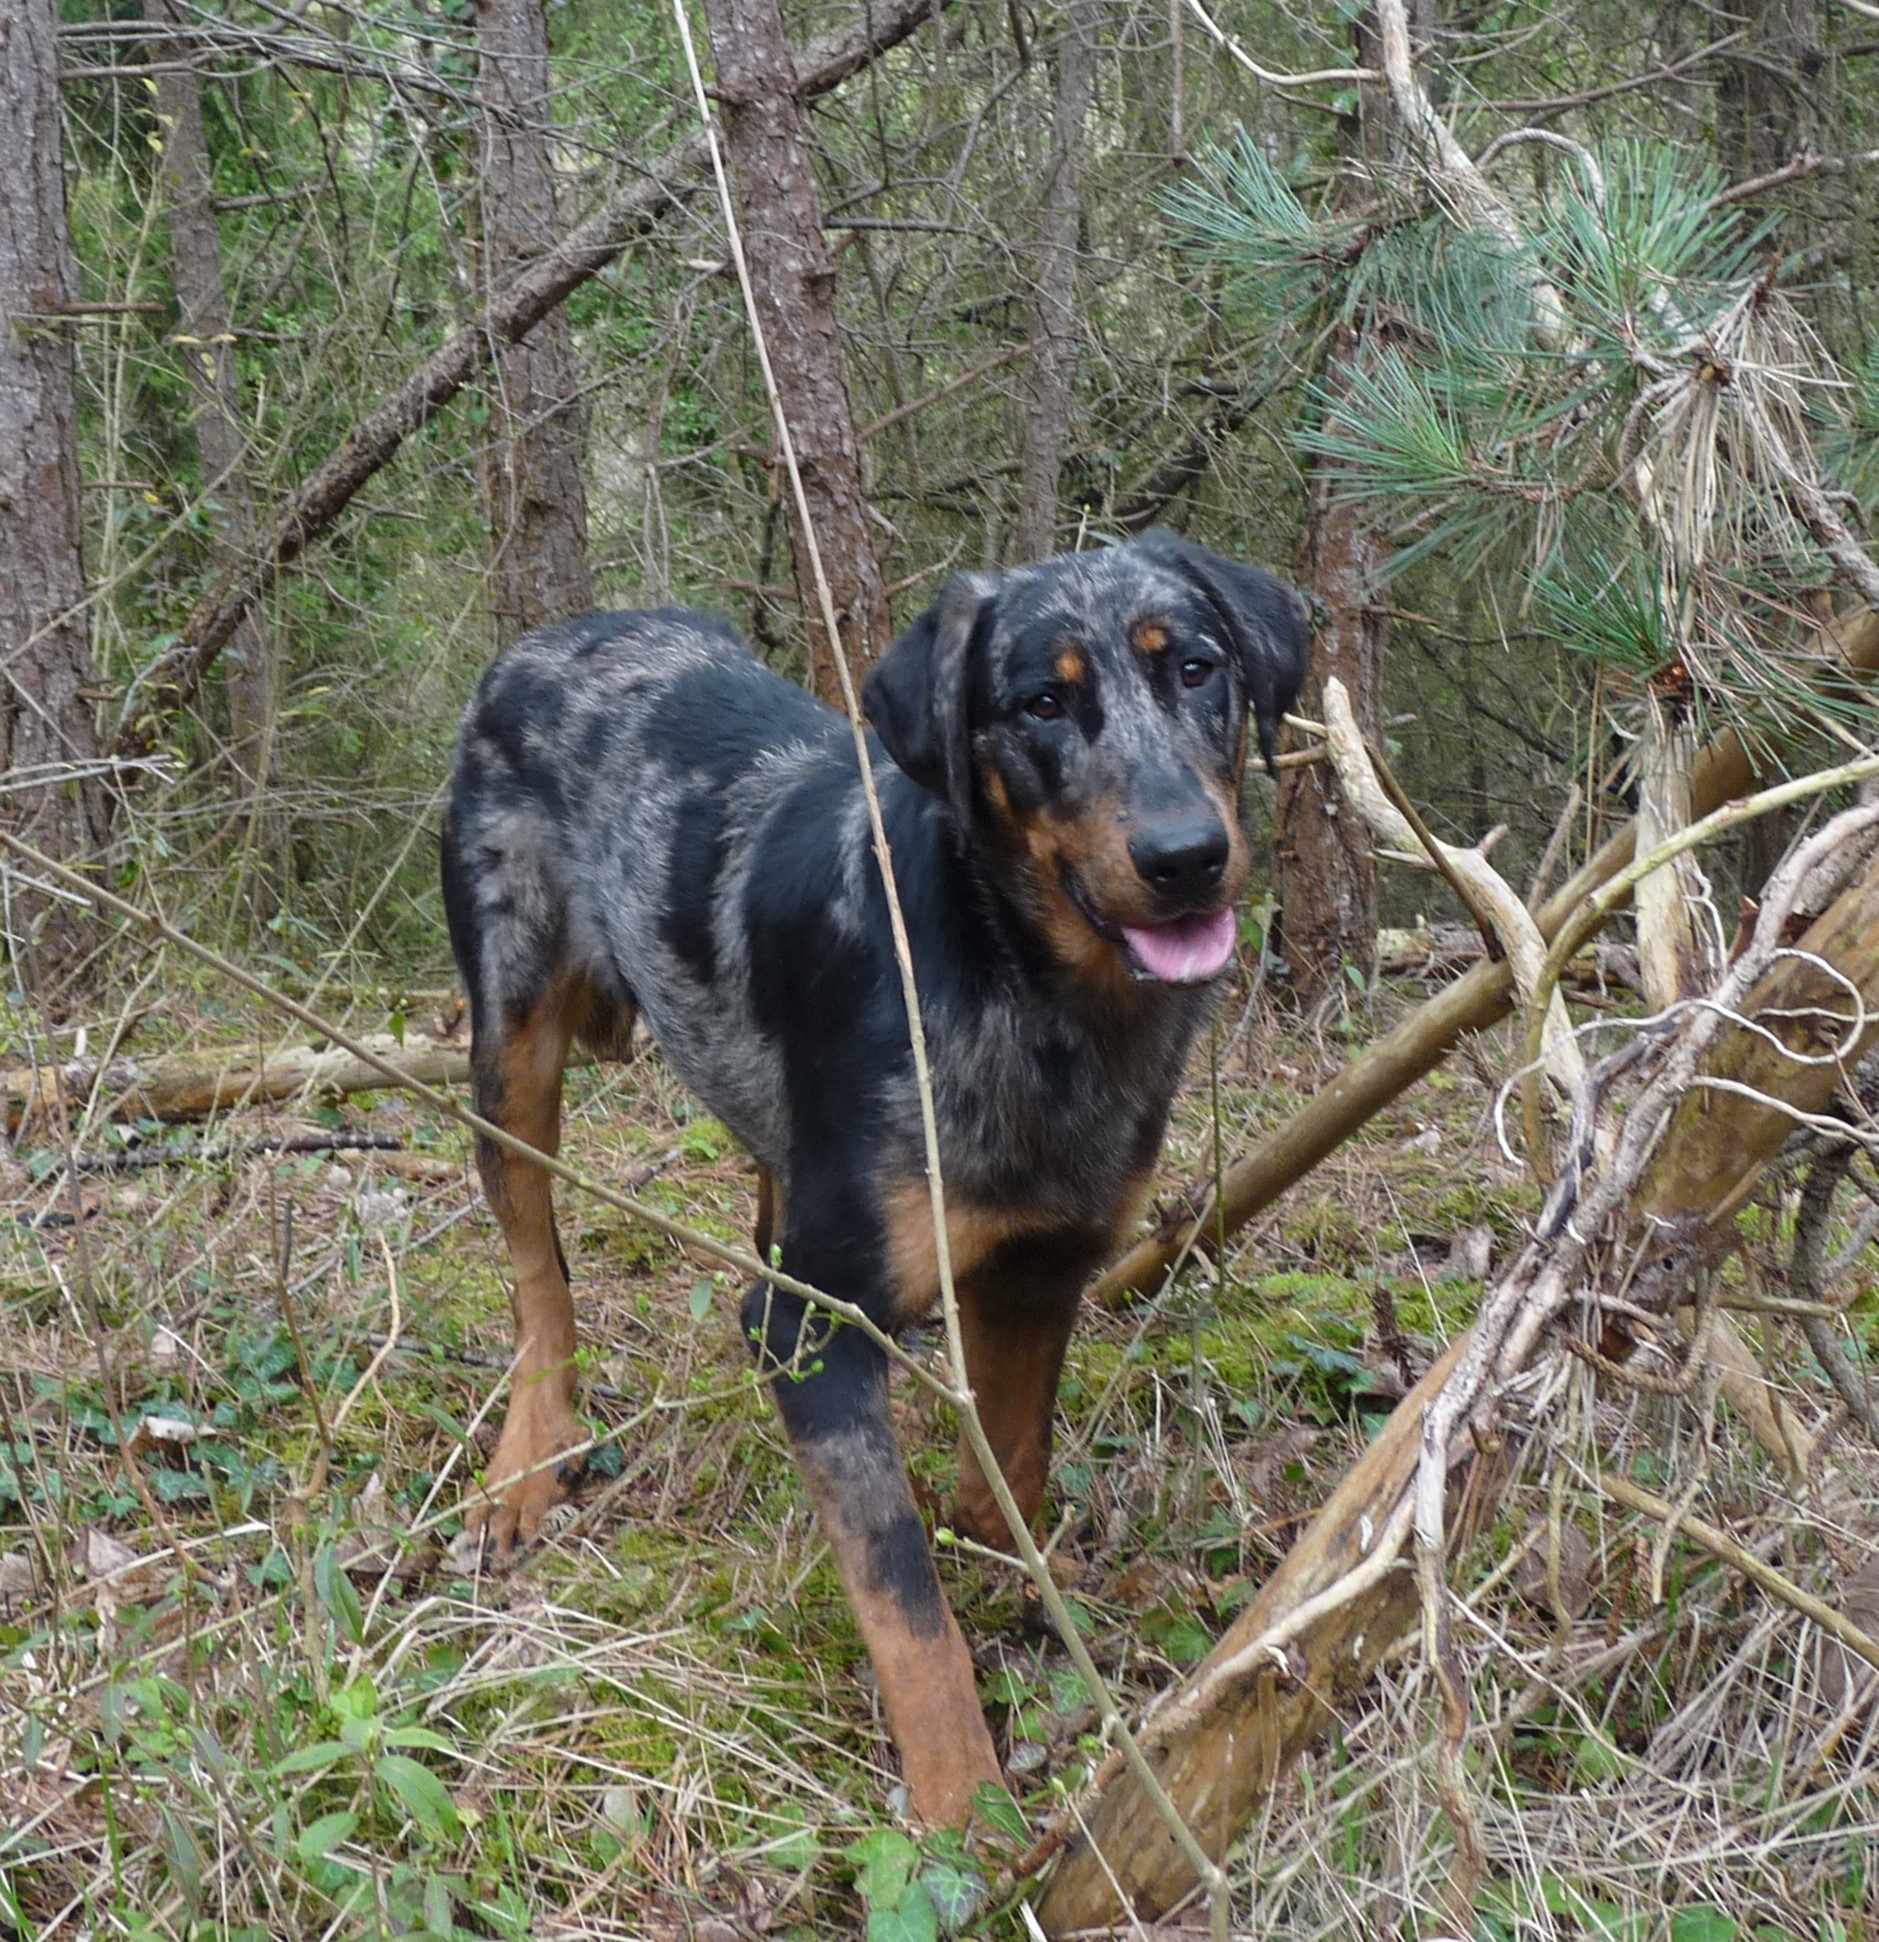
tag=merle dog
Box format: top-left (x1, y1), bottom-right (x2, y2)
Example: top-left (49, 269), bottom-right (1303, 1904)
top-left (441, 530), bottom-right (1308, 1823)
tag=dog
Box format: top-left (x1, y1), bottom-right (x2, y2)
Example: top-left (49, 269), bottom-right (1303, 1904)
top-left (440, 529), bottom-right (1308, 1825)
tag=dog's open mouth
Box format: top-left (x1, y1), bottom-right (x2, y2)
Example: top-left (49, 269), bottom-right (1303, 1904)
top-left (1118, 907), bottom-right (1237, 984)
top-left (1063, 871), bottom-right (1237, 984)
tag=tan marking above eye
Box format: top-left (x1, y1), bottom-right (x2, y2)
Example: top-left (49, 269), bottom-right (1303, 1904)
top-left (1053, 644), bottom-right (1087, 684)
top-left (1131, 622), bottom-right (1170, 655)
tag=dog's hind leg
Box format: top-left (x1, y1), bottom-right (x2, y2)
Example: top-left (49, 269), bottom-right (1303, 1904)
top-left (468, 971), bottom-right (590, 1554)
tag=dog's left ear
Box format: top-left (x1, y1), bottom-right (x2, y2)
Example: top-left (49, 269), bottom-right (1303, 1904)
top-left (862, 571), bottom-right (993, 829)
top-left (1132, 528), bottom-right (1311, 774)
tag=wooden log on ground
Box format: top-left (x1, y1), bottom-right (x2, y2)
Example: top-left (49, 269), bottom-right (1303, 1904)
top-left (1037, 826), bottom-right (1879, 1932)
top-left (3, 1028), bottom-right (478, 1132)
top-left (1092, 606), bottom-right (1879, 1308)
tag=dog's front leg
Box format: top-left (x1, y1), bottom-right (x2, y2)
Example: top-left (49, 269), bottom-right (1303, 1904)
top-left (741, 1277), bottom-right (1003, 1827)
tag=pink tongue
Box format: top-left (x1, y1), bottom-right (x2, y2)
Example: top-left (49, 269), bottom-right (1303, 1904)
top-left (1119, 906), bottom-right (1237, 984)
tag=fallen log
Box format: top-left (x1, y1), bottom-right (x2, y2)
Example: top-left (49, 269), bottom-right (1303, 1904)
top-left (1037, 807), bottom-right (1879, 1931)
top-left (3, 1028), bottom-right (477, 1132)
top-left (1093, 605), bottom-right (1879, 1308)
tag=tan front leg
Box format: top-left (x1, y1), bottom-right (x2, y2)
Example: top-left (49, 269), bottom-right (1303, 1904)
top-left (950, 1273), bottom-right (1083, 1549)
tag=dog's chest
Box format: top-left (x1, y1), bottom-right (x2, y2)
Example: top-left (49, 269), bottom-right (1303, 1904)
top-left (921, 995), bottom-right (1192, 1224)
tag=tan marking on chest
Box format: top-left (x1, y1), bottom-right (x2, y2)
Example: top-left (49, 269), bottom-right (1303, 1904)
top-left (880, 1180), bottom-right (1050, 1324)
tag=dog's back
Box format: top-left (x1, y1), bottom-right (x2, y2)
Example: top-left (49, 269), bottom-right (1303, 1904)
top-left (444, 608), bottom-right (851, 1165)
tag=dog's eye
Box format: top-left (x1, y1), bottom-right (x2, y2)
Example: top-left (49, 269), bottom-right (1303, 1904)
top-left (1179, 658), bottom-right (1215, 690)
top-left (1025, 690), bottom-right (1066, 722)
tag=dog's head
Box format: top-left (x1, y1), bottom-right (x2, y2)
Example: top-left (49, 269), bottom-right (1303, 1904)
top-left (862, 529), bottom-right (1309, 991)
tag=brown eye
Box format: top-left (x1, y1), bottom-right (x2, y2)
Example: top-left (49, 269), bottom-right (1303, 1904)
top-left (1025, 690), bottom-right (1065, 721)
top-left (1179, 658), bottom-right (1214, 690)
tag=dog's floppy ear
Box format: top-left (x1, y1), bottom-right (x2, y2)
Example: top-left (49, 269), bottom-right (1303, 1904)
top-left (862, 572), bottom-right (992, 828)
top-left (1132, 528), bottom-right (1311, 774)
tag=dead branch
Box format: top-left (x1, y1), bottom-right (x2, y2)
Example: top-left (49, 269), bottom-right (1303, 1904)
top-left (1599, 1471), bottom-right (1879, 1674)
top-left (3, 1028), bottom-right (484, 1132)
top-left (1038, 823), bottom-right (1879, 1930)
top-left (1320, 674), bottom-right (1585, 1118)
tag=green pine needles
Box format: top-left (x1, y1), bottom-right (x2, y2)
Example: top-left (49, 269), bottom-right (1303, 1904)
top-left (1166, 134), bottom-right (1879, 741)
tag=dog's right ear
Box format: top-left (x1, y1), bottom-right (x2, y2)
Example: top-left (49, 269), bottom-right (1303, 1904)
top-left (861, 572), bottom-right (991, 828)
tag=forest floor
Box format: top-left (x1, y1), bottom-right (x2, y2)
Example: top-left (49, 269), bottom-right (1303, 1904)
top-left (1, 961), bottom-right (1875, 1941)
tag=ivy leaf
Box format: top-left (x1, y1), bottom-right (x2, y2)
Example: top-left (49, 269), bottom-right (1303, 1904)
top-left (848, 1827), bottom-right (919, 1907)
top-left (867, 1882), bottom-right (938, 1942)
top-left (919, 1854), bottom-right (985, 1933)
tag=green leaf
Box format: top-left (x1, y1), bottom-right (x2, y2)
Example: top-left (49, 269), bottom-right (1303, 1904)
top-left (296, 1811), bottom-right (358, 1864)
top-left (157, 1804), bottom-right (204, 1912)
top-left (313, 1544), bottom-right (365, 1645)
top-left (867, 1881), bottom-right (939, 1942)
top-left (382, 1725), bottom-right (457, 1753)
top-left (969, 1781), bottom-right (1028, 1842)
top-left (847, 1827), bottom-right (919, 1907)
top-left (273, 1739), bottom-right (353, 1776)
top-left (376, 1753), bottom-right (462, 1841)
top-left (1670, 1912), bottom-right (1740, 1942)
top-left (688, 1279), bottom-right (713, 1323)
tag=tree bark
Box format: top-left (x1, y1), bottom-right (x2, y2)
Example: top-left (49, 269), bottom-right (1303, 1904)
top-left (1012, 0), bottom-right (1097, 564)
top-left (1272, 3), bottom-right (1406, 1003)
top-left (143, 0), bottom-right (281, 908)
top-left (0, 0), bottom-right (110, 977)
top-left (1274, 328), bottom-right (1387, 1003)
top-left (472, 0), bottom-right (591, 646)
top-left (701, 0), bottom-right (891, 705)
top-left (106, 0), bottom-right (946, 762)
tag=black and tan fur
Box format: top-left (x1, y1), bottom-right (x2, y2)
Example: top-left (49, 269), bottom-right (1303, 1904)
top-left (441, 529), bottom-right (1307, 1824)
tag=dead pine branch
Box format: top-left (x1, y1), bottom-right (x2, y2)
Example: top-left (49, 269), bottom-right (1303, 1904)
top-left (1037, 808), bottom-right (1879, 1931)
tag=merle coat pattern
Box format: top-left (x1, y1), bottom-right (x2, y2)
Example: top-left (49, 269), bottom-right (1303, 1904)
top-left (441, 530), bottom-right (1308, 1824)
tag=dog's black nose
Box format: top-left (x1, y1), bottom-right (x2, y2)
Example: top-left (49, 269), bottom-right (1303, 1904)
top-left (1128, 815), bottom-right (1229, 898)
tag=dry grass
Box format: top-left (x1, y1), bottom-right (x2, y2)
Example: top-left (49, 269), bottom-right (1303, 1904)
top-left (1, 963), bottom-right (1874, 1939)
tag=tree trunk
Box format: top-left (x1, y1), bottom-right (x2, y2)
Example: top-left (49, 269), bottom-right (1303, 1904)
top-left (0, 0), bottom-right (110, 980)
top-left (143, 0), bottom-right (281, 910)
top-left (472, 0), bottom-right (592, 645)
top-left (1274, 327), bottom-right (1387, 1002)
top-left (702, 0), bottom-right (891, 705)
top-left (1717, 0), bottom-right (1821, 187)
top-left (1272, 3), bottom-right (1405, 1004)
top-left (1012, 0), bottom-right (1097, 564)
